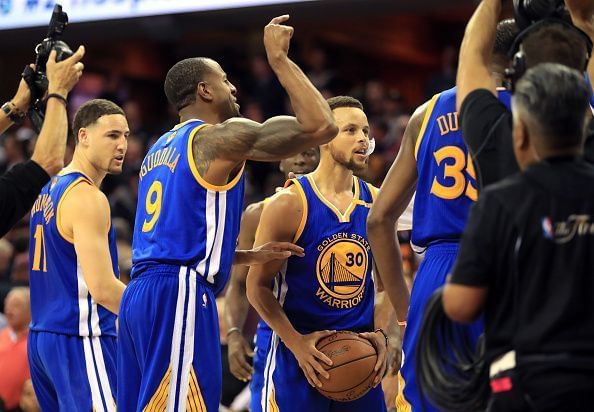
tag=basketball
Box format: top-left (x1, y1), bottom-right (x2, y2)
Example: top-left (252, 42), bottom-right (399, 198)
top-left (315, 331), bottom-right (378, 402)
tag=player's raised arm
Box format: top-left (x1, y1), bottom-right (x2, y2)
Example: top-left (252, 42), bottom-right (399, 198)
top-left (246, 187), bottom-right (334, 388)
top-left (367, 103), bottom-right (425, 324)
top-left (64, 183), bottom-right (125, 314)
top-left (456, 0), bottom-right (501, 111)
top-left (566, 0), bottom-right (594, 94)
top-left (198, 15), bottom-right (337, 164)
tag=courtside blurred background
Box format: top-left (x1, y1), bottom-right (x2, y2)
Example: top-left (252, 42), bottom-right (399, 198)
top-left (0, 1), bottom-right (475, 409)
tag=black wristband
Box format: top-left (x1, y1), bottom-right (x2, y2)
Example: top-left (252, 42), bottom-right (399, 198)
top-left (46, 93), bottom-right (68, 106)
top-left (374, 328), bottom-right (389, 347)
top-left (1, 101), bottom-right (25, 125)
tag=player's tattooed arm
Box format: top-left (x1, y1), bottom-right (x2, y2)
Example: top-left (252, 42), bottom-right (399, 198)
top-left (456, 0), bottom-right (501, 111)
top-left (200, 115), bottom-right (335, 163)
top-left (193, 116), bottom-right (335, 185)
top-left (367, 104), bottom-right (424, 323)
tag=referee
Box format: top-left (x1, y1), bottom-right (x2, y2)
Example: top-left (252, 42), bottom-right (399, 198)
top-left (456, 0), bottom-right (594, 189)
top-left (443, 63), bottom-right (594, 411)
top-left (0, 46), bottom-right (84, 237)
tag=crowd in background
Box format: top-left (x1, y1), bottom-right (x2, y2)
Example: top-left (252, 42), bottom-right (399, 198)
top-left (0, 41), bottom-right (451, 410)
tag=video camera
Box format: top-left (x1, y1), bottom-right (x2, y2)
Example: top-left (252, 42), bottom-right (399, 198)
top-left (513, 0), bottom-right (568, 31)
top-left (506, 0), bottom-right (592, 91)
top-left (23, 4), bottom-right (73, 133)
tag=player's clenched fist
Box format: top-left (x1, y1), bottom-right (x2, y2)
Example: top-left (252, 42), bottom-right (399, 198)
top-left (264, 14), bottom-right (294, 63)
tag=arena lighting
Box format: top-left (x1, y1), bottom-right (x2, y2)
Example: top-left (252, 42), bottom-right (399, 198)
top-left (0, 0), bottom-right (316, 30)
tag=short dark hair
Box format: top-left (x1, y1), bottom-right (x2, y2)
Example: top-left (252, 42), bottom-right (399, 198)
top-left (72, 99), bottom-right (125, 143)
top-left (164, 57), bottom-right (214, 111)
top-left (494, 19), bottom-right (519, 57)
top-left (327, 96), bottom-right (364, 111)
top-left (521, 22), bottom-right (589, 71)
top-left (513, 63), bottom-right (590, 148)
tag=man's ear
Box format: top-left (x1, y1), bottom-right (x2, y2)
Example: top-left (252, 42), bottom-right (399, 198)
top-left (513, 114), bottom-right (530, 152)
top-left (197, 81), bottom-right (213, 102)
top-left (77, 128), bottom-right (88, 147)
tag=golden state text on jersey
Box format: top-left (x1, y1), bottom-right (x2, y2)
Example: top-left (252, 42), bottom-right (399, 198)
top-left (275, 174), bottom-right (376, 334)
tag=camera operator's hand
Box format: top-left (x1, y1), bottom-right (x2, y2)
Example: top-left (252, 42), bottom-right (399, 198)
top-left (12, 73), bottom-right (32, 113)
top-left (566, 0), bottom-right (594, 28)
top-left (46, 45), bottom-right (85, 97)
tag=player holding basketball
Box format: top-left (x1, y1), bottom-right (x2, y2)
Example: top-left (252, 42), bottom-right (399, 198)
top-left (225, 148), bottom-right (320, 411)
top-left (366, 20), bottom-right (517, 412)
top-left (247, 96), bottom-right (412, 411)
top-left (118, 15), bottom-right (337, 412)
top-left (28, 99), bottom-right (129, 411)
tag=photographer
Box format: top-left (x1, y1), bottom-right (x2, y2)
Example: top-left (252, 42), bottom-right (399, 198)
top-left (456, 0), bottom-right (593, 188)
top-left (444, 63), bottom-right (594, 411)
top-left (0, 46), bottom-right (84, 237)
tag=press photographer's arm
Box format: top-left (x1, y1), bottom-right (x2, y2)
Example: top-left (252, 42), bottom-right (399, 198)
top-left (0, 46), bottom-right (84, 238)
top-left (30, 46), bottom-right (85, 175)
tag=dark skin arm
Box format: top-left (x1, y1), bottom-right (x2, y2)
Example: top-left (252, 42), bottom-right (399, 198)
top-left (194, 16), bottom-right (337, 186)
top-left (367, 102), bottom-right (426, 324)
top-left (566, 0), bottom-right (594, 94)
top-left (225, 202), bottom-right (263, 382)
top-left (443, 281), bottom-right (488, 323)
top-left (456, 0), bottom-right (501, 111)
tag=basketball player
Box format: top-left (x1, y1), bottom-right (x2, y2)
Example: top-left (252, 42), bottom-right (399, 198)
top-left (247, 96), bottom-right (412, 411)
top-left (225, 148), bottom-right (320, 412)
top-left (366, 20), bottom-right (517, 412)
top-left (28, 99), bottom-right (129, 411)
top-left (118, 15), bottom-right (337, 411)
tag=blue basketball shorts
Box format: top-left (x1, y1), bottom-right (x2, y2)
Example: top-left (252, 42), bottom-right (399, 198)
top-left (261, 333), bottom-right (387, 412)
top-left (398, 242), bottom-right (483, 412)
top-left (250, 323), bottom-right (273, 412)
top-left (28, 330), bottom-right (117, 412)
top-left (117, 265), bottom-right (221, 412)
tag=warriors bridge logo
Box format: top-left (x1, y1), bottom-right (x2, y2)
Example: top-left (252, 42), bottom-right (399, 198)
top-left (315, 233), bottom-right (369, 309)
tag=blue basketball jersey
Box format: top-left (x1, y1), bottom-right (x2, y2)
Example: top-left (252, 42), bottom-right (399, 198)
top-left (131, 119), bottom-right (245, 295)
top-left (277, 174), bottom-right (375, 334)
top-left (412, 87), bottom-right (511, 248)
top-left (29, 171), bottom-right (118, 337)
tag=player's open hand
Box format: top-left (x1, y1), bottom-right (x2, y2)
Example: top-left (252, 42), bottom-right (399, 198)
top-left (287, 330), bottom-right (335, 388)
top-left (245, 241), bottom-right (305, 265)
top-left (47, 45), bottom-right (85, 96)
top-left (264, 15), bottom-right (294, 63)
top-left (227, 331), bottom-right (254, 382)
top-left (359, 330), bottom-right (388, 387)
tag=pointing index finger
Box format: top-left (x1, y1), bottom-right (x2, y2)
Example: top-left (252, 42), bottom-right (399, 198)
top-left (269, 14), bottom-right (290, 25)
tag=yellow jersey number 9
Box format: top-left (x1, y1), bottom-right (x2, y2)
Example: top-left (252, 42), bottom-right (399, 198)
top-left (142, 180), bottom-right (163, 232)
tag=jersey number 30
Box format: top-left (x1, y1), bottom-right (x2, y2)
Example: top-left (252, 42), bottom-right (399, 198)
top-left (142, 180), bottom-right (163, 232)
top-left (430, 146), bottom-right (477, 201)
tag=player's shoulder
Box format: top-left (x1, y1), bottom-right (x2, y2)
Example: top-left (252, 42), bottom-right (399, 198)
top-left (62, 180), bottom-right (109, 214)
top-left (261, 183), bottom-right (305, 221)
top-left (242, 199), bottom-right (266, 226)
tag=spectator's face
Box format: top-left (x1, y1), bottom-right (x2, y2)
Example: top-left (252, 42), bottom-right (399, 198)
top-left (325, 107), bottom-right (370, 173)
top-left (79, 114), bottom-right (129, 175)
top-left (279, 148), bottom-right (319, 177)
top-left (20, 380), bottom-right (40, 412)
top-left (4, 291), bottom-right (30, 332)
